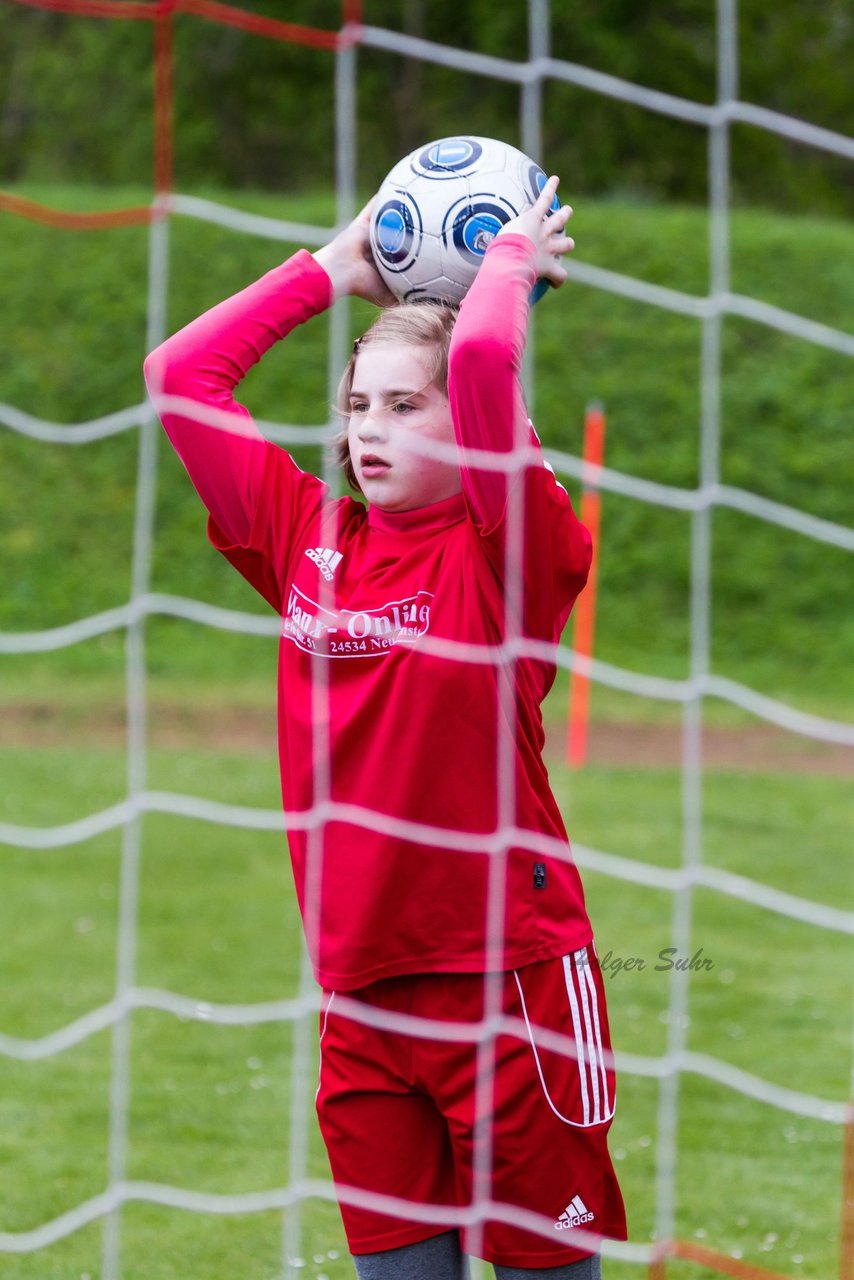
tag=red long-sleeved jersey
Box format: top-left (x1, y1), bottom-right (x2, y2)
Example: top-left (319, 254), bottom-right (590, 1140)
top-left (144, 235), bottom-right (593, 991)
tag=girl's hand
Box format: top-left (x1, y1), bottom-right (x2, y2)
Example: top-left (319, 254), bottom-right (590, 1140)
top-left (313, 200), bottom-right (397, 307)
top-left (496, 174), bottom-right (574, 288)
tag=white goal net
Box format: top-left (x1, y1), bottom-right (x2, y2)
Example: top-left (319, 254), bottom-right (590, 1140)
top-left (1, 2), bottom-right (852, 1279)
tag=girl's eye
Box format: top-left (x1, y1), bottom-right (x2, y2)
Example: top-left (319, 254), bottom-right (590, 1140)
top-left (392, 401), bottom-right (415, 414)
top-left (350, 402), bottom-right (368, 413)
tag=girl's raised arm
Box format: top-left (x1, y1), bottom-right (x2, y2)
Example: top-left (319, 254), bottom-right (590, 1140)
top-left (448, 178), bottom-right (590, 641)
top-left (447, 176), bottom-right (573, 534)
top-left (143, 251), bottom-right (333, 546)
top-left (144, 201), bottom-right (392, 548)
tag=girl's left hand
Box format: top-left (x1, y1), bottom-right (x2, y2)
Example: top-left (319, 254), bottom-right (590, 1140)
top-left (496, 174), bottom-right (574, 288)
top-left (313, 200), bottom-right (397, 306)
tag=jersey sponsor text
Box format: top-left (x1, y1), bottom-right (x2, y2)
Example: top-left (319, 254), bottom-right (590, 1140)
top-left (283, 584), bottom-right (433, 657)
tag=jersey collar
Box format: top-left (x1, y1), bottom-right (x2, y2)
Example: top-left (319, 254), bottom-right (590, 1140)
top-left (367, 491), bottom-right (468, 534)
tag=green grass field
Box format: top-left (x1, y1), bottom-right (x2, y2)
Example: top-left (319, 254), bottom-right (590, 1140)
top-left (0, 736), bottom-right (850, 1280)
top-left (1, 183), bottom-right (852, 1279)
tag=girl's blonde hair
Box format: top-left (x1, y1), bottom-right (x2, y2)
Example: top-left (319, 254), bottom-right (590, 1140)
top-left (333, 303), bottom-right (458, 492)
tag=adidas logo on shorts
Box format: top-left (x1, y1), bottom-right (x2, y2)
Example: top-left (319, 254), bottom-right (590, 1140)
top-left (554, 1194), bottom-right (595, 1230)
top-left (305, 547), bottom-right (343, 581)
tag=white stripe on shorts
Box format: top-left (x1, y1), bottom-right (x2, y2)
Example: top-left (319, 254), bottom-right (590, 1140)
top-left (315, 990), bottom-right (336, 1102)
top-left (581, 949), bottom-right (613, 1120)
top-left (563, 952), bottom-right (592, 1124)
top-left (573, 949), bottom-right (602, 1123)
top-left (514, 949), bottom-right (615, 1129)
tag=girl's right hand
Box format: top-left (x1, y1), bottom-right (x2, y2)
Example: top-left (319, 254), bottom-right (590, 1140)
top-left (496, 174), bottom-right (574, 288)
top-left (313, 200), bottom-right (397, 307)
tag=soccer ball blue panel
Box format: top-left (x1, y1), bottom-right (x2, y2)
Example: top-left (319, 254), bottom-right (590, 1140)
top-left (369, 136), bottom-right (559, 305)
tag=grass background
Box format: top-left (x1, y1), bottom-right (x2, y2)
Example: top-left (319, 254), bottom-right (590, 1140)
top-left (1, 182), bottom-right (852, 1280)
top-left (1, 185), bottom-right (853, 713)
top-left (0, 745), bottom-right (850, 1280)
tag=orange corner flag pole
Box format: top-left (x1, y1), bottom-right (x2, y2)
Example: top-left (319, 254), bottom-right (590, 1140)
top-left (567, 401), bottom-right (605, 767)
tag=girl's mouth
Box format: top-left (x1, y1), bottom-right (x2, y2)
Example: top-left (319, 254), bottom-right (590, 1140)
top-left (361, 454), bottom-right (390, 478)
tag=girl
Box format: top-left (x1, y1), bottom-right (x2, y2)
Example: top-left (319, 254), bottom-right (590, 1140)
top-left (144, 176), bottom-right (626, 1279)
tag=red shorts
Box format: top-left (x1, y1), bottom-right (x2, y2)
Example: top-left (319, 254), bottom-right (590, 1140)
top-left (315, 946), bottom-right (627, 1267)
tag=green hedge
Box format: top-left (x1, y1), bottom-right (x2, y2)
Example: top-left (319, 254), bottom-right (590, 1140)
top-left (1, 185), bottom-right (852, 715)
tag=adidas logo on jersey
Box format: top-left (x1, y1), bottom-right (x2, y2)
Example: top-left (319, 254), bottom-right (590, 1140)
top-left (554, 1195), bottom-right (595, 1230)
top-left (305, 547), bottom-right (343, 580)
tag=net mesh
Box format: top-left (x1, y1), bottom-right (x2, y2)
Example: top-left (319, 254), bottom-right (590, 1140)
top-left (1, 2), bottom-right (852, 1278)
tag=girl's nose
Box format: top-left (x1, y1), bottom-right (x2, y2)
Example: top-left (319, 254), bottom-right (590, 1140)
top-left (357, 411), bottom-right (386, 441)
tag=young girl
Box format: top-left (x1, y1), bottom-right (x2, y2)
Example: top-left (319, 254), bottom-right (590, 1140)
top-left (144, 176), bottom-right (626, 1279)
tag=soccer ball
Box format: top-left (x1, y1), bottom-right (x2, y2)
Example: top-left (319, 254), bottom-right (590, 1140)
top-left (369, 135), bottom-right (559, 306)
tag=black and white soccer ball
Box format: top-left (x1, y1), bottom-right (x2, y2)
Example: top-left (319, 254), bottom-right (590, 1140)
top-left (369, 135), bottom-right (559, 306)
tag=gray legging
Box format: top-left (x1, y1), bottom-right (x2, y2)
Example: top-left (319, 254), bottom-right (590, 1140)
top-left (353, 1230), bottom-right (601, 1279)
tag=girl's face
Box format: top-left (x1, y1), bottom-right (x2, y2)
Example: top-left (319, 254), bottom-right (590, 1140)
top-left (347, 342), bottom-right (461, 513)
